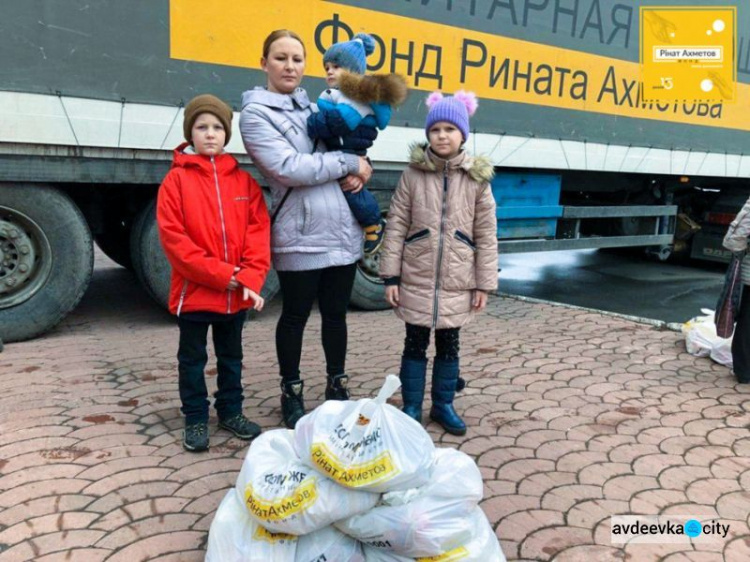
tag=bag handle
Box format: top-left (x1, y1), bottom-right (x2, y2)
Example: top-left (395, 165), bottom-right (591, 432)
top-left (271, 187), bottom-right (292, 225)
top-left (270, 140), bottom-right (320, 226)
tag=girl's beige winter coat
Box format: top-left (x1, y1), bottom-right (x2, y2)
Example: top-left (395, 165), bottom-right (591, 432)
top-left (379, 145), bottom-right (498, 329)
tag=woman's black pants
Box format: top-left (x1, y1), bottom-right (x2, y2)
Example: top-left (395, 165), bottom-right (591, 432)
top-left (276, 263), bottom-right (357, 382)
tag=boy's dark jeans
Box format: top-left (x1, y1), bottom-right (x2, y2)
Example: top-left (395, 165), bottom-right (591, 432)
top-left (177, 313), bottom-right (245, 425)
top-left (344, 188), bottom-right (381, 227)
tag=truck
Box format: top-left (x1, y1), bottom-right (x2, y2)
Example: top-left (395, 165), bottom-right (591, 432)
top-left (2, 0), bottom-right (748, 342)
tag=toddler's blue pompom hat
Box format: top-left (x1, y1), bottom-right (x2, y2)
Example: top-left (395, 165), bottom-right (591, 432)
top-left (323, 32), bottom-right (376, 75)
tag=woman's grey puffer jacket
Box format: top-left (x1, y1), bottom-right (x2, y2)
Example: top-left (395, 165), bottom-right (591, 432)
top-left (240, 87), bottom-right (363, 271)
top-left (723, 195), bottom-right (750, 284)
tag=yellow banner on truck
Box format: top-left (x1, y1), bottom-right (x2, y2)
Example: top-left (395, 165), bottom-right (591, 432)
top-left (170, 0), bottom-right (750, 132)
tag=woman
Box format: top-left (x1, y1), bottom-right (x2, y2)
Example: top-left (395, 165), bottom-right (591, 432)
top-left (240, 30), bottom-right (373, 428)
top-left (722, 196), bottom-right (750, 384)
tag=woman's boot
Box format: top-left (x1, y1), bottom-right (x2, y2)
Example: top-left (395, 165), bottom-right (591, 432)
top-left (399, 357), bottom-right (427, 422)
top-left (429, 358), bottom-right (466, 435)
top-left (280, 379), bottom-right (305, 429)
top-left (325, 373), bottom-right (350, 400)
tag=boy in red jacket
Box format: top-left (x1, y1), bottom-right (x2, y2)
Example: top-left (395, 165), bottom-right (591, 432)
top-left (157, 94), bottom-right (271, 452)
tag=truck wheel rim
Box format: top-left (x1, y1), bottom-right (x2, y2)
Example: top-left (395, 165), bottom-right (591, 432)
top-left (0, 206), bottom-right (53, 309)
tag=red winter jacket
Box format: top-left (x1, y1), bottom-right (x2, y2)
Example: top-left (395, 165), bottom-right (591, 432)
top-left (157, 143), bottom-right (271, 315)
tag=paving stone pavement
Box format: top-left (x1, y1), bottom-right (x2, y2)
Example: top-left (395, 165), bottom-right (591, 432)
top-left (1, 256), bottom-right (750, 561)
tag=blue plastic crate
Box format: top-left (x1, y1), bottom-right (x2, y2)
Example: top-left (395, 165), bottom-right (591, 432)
top-left (491, 173), bottom-right (563, 238)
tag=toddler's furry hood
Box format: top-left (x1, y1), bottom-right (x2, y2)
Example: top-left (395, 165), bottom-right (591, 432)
top-left (338, 71), bottom-right (408, 106)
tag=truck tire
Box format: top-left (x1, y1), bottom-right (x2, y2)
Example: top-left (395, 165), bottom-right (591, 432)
top-left (130, 199), bottom-right (170, 309)
top-left (246, 268), bottom-right (280, 320)
top-left (350, 249), bottom-right (389, 310)
top-left (95, 222), bottom-right (133, 270)
top-left (130, 198), bottom-right (281, 313)
top-left (349, 197), bottom-right (390, 311)
top-left (259, 268), bottom-right (280, 302)
top-left (258, 189), bottom-right (280, 304)
top-left (0, 184), bottom-right (94, 342)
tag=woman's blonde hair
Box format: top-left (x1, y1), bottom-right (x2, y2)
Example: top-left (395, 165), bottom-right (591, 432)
top-left (262, 29), bottom-right (306, 59)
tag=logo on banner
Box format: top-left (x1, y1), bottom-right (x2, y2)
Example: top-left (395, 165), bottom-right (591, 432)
top-left (640, 6), bottom-right (736, 103)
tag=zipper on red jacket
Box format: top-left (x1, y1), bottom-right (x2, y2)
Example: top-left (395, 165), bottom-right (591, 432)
top-left (211, 156), bottom-right (232, 314)
top-left (177, 280), bottom-right (189, 317)
top-left (432, 164), bottom-right (449, 329)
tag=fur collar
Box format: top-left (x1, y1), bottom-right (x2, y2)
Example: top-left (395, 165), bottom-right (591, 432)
top-left (408, 143), bottom-right (495, 183)
top-left (338, 71), bottom-right (408, 106)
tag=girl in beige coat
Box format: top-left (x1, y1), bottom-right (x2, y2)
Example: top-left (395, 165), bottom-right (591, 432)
top-left (379, 91), bottom-right (498, 435)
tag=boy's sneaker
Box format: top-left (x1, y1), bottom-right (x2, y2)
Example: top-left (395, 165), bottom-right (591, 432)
top-left (281, 380), bottom-right (305, 429)
top-left (183, 422), bottom-right (209, 452)
top-left (218, 413), bottom-right (262, 440)
top-left (363, 219), bottom-right (386, 255)
top-left (325, 374), bottom-right (350, 401)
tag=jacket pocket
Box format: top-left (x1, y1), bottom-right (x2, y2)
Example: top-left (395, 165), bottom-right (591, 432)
top-left (401, 228), bottom-right (433, 286)
top-left (405, 228), bottom-right (430, 245)
top-left (454, 230), bottom-right (476, 251)
top-left (443, 229), bottom-right (476, 291)
top-left (300, 198), bottom-right (312, 235)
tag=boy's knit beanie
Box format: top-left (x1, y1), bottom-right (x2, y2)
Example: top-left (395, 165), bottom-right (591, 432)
top-left (183, 94), bottom-right (233, 145)
top-left (424, 90), bottom-right (478, 142)
top-left (323, 33), bottom-right (375, 75)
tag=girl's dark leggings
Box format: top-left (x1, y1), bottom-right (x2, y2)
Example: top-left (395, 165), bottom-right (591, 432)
top-left (276, 263), bottom-right (357, 382)
top-left (403, 322), bottom-right (460, 361)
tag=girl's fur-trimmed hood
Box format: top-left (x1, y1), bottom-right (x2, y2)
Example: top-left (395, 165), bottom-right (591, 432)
top-left (338, 71), bottom-right (408, 106)
top-left (408, 143), bottom-right (495, 183)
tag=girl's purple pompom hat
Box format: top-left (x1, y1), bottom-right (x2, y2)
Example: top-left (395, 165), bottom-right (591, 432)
top-left (424, 90), bottom-right (478, 141)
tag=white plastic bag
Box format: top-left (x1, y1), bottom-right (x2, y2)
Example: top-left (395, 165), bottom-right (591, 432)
top-left (205, 490), bottom-right (298, 562)
top-left (362, 508), bottom-right (507, 562)
top-left (236, 429), bottom-right (378, 535)
top-left (361, 549), bottom-right (411, 562)
top-left (711, 337), bottom-right (733, 367)
top-left (296, 525), bottom-right (365, 562)
top-left (682, 309), bottom-right (716, 357)
top-left (336, 448), bottom-right (483, 557)
top-left (295, 374), bottom-right (435, 493)
top-left (206, 491), bottom-right (366, 562)
top-left (682, 308), bottom-right (733, 367)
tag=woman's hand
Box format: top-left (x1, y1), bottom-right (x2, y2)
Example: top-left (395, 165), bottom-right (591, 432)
top-left (340, 175), bottom-right (364, 193)
top-left (243, 287), bottom-right (265, 311)
top-left (357, 156), bottom-right (373, 184)
top-left (472, 290), bottom-right (488, 312)
top-left (385, 285), bottom-right (400, 307)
